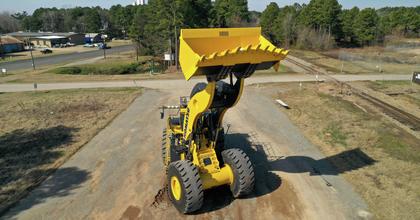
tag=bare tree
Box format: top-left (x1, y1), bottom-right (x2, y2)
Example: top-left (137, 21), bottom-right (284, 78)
top-left (0, 12), bottom-right (20, 34)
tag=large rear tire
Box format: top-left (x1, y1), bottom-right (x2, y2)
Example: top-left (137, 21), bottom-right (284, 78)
top-left (167, 160), bottom-right (204, 213)
top-left (222, 148), bottom-right (255, 197)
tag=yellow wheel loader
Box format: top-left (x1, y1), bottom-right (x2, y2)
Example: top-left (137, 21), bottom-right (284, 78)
top-left (160, 27), bottom-right (288, 213)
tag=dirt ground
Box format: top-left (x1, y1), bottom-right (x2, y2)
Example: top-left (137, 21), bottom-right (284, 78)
top-left (0, 88), bottom-right (142, 215)
top-left (1, 86), bottom-right (370, 220)
top-left (259, 81), bottom-right (420, 220)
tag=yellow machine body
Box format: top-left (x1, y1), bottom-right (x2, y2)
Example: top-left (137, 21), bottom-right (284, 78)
top-left (162, 27), bottom-right (288, 213)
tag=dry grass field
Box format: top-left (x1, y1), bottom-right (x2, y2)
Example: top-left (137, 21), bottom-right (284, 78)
top-left (291, 46), bottom-right (419, 75)
top-left (254, 63), bottom-right (296, 75)
top-left (366, 80), bottom-right (420, 107)
top-left (107, 39), bottom-right (132, 47)
top-left (0, 87), bottom-right (142, 214)
top-left (0, 52), bottom-right (184, 83)
top-left (254, 82), bottom-right (420, 220)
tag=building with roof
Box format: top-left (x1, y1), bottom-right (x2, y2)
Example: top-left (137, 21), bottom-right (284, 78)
top-left (0, 36), bottom-right (24, 54)
top-left (29, 36), bottom-right (69, 48)
top-left (85, 33), bottom-right (103, 44)
top-left (7, 32), bottom-right (85, 46)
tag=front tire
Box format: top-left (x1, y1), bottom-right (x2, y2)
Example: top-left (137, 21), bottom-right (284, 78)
top-left (167, 160), bottom-right (203, 213)
top-left (161, 129), bottom-right (167, 164)
top-left (222, 148), bottom-right (255, 197)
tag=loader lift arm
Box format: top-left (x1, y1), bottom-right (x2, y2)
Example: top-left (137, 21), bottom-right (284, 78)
top-left (161, 27), bottom-right (288, 213)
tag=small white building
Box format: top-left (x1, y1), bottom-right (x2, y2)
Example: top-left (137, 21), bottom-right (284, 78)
top-left (30, 36), bottom-right (69, 47)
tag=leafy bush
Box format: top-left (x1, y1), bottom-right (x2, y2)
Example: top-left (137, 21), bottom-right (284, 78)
top-left (55, 67), bottom-right (83, 75)
top-left (53, 62), bottom-right (151, 75)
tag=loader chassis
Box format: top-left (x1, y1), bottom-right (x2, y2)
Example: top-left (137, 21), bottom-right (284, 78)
top-left (161, 27), bottom-right (288, 213)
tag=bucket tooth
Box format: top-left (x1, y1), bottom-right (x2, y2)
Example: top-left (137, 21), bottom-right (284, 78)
top-left (206, 52), bottom-right (217, 60)
top-left (240, 44), bottom-right (252, 52)
top-left (217, 49), bottom-right (229, 57)
top-left (274, 48), bottom-right (283, 56)
top-left (263, 45), bottom-right (270, 52)
top-left (229, 47), bottom-right (240, 54)
top-left (199, 55), bottom-right (205, 62)
top-left (251, 44), bottom-right (261, 51)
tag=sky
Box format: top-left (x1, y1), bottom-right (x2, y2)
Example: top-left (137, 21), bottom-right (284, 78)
top-left (1, 0), bottom-right (419, 14)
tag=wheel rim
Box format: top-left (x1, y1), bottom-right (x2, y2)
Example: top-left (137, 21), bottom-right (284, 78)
top-left (171, 176), bottom-right (182, 201)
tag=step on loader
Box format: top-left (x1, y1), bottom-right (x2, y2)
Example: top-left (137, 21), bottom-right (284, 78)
top-left (160, 27), bottom-right (288, 213)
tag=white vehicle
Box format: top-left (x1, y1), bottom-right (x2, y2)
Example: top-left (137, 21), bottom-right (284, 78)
top-left (83, 44), bottom-right (95, 48)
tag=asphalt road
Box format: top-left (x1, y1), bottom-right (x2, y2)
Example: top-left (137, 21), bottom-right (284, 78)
top-left (0, 45), bottom-right (134, 71)
top-left (0, 74), bottom-right (412, 93)
top-left (2, 87), bottom-right (370, 220)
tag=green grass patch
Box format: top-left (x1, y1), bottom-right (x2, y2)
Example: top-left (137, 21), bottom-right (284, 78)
top-left (52, 56), bottom-right (164, 75)
top-left (56, 66), bottom-right (83, 74)
top-left (376, 129), bottom-right (420, 163)
top-left (318, 92), bottom-right (368, 116)
top-left (54, 62), bottom-right (150, 75)
top-left (324, 123), bottom-right (348, 147)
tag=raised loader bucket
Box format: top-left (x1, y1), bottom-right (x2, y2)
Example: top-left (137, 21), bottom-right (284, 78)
top-left (179, 27), bottom-right (289, 80)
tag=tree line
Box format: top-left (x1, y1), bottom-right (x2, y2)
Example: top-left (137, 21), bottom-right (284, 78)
top-left (0, 0), bottom-right (419, 54)
top-left (261, 0), bottom-right (420, 49)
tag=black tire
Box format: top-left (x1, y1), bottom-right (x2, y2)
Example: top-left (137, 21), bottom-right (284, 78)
top-left (167, 160), bottom-right (204, 213)
top-left (190, 82), bottom-right (207, 98)
top-left (215, 128), bottom-right (225, 165)
top-left (161, 129), bottom-right (167, 164)
top-left (222, 148), bottom-right (255, 197)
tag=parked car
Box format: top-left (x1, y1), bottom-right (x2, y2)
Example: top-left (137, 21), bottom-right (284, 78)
top-left (40, 48), bottom-right (53, 54)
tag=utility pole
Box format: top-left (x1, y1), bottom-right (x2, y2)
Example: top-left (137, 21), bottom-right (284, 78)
top-left (174, 26), bottom-right (178, 70)
top-left (27, 38), bottom-right (35, 70)
top-left (169, 38), bottom-right (172, 65)
top-left (136, 43), bottom-right (139, 62)
top-left (172, 3), bottom-right (178, 69)
top-left (102, 35), bottom-right (106, 59)
top-left (136, 36), bottom-right (140, 62)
